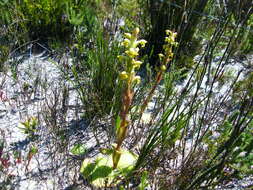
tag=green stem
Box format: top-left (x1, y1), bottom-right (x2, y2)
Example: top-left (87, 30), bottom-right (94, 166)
top-left (140, 71), bottom-right (163, 115)
top-left (113, 85), bottom-right (133, 169)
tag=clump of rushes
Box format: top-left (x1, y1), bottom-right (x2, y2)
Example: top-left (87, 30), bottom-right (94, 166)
top-left (140, 30), bottom-right (178, 114)
top-left (113, 28), bottom-right (147, 169)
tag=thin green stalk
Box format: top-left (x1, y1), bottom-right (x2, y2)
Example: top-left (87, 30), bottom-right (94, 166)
top-left (113, 28), bottom-right (147, 169)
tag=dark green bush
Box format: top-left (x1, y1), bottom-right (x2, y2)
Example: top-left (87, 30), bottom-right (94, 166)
top-left (17, 0), bottom-right (72, 41)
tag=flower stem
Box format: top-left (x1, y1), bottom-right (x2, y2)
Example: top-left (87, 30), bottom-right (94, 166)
top-left (140, 71), bottom-right (163, 115)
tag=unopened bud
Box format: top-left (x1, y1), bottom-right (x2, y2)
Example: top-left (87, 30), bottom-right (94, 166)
top-left (132, 27), bottom-right (140, 36)
top-left (161, 65), bottom-right (167, 71)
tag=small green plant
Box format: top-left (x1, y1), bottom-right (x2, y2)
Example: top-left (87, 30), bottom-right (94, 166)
top-left (18, 117), bottom-right (38, 138)
top-left (137, 171), bottom-right (149, 190)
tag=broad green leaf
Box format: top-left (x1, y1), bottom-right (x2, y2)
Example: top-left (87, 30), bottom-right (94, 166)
top-left (80, 149), bottom-right (138, 187)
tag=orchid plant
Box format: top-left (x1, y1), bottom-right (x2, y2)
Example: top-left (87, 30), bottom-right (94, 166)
top-left (113, 27), bottom-right (147, 169)
top-left (80, 28), bottom-right (178, 188)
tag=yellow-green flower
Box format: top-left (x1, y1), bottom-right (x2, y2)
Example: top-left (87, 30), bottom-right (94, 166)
top-left (118, 28), bottom-right (146, 84)
top-left (132, 27), bottom-right (140, 37)
top-left (160, 65), bottom-right (167, 71)
top-left (132, 59), bottom-right (142, 68)
top-left (165, 30), bottom-right (177, 44)
top-left (121, 39), bottom-right (130, 48)
top-left (133, 76), bottom-right (141, 84)
top-left (124, 33), bottom-right (132, 39)
top-left (174, 42), bottom-right (179, 47)
top-left (165, 29), bottom-right (171, 36)
top-left (171, 32), bottom-right (177, 40)
top-left (137, 39), bottom-right (147, 47)
top-left (165, 37), bottom-right (172, 43)
top-left (119, 71), bottom-right (129, 80)
top-left (125, 48), bottom-right (139, 57)
top-left (158, 29), bottom-right (178, 67)
top-left (158, 53), bottom-right (164, 60)
top-left (165, 30), bottom-right (177, 37)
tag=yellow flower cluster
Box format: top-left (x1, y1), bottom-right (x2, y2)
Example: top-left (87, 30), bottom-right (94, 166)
top-left (159, 30), bottom-right (178, 71)
top-left (118, 28), bottom-right (147, 84)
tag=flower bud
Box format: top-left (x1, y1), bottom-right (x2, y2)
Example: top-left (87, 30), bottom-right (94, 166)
top-left (167, 52), bottom-right (174, 58)
top-left (165, 37), bottom-right (173, 43)
top-left (137, 39), bottom-right (147, 47)
top-left (119, 71), bottom-right (128, 80)
top-left (125, 48), bottom-right (139, 57)
top-left (132, 59), bottom-right (142, 67)
top-left (171, 32), bottom-right (177, 40)
top-left (158, 53), bottom-right (164, 60)
top-left (165, 30), bottom-right (172, 36)
top-left (121, 39), bottom-right (130, 47)
top-left (161, 65), bottom-right (167, 71)
top-left (124, 33), bottom-right (132, 39)
top-left (133, 76), bottom-right (141, 84)
top-left (132, 27), bottom-right (140, 36)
